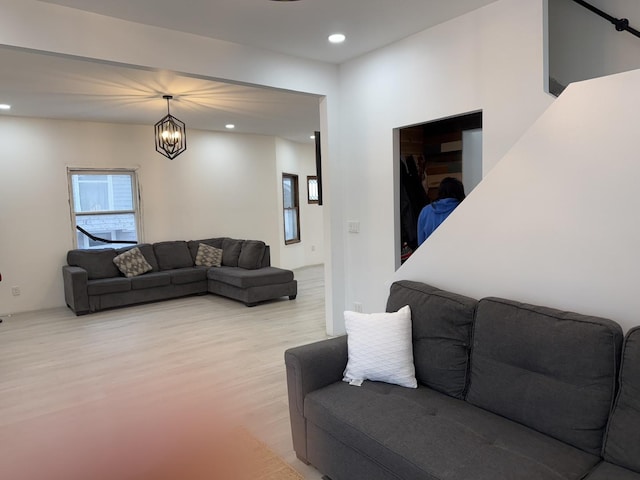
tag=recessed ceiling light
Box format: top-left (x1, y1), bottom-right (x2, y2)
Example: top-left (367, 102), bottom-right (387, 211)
top-left (0, 104), bottom-right (11, 110)
top-left (328, 33), bottom-right (346, 44)
top-left (225, 124), bottom-right (235, 129)
top-left (310, 135), bottom-right (315, 139)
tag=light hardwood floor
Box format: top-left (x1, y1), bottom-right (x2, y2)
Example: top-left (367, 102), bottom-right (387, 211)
top-left (0, 265), bottom-right (328, 479)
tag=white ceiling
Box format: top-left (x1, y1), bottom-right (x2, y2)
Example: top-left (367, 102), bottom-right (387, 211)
top-left (0, 46), bottom-right (322, 143)
top-left (38, 0), bottom-right (499, 64)
top-left (1, 0), bottom-right (501, 142)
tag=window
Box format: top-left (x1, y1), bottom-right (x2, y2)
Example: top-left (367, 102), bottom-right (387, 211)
top-left (68, 169), bottom-right (141, 249)
top-left (282, 173), bottom-right (300, 244)
top-left (307, 176), bottom-right (319, 204)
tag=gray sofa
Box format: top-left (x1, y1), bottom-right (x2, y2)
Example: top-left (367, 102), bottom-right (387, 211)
top-left (63, 237), bottom-right (297, 315)
top-left (285, 280), bottom-right (640, 480)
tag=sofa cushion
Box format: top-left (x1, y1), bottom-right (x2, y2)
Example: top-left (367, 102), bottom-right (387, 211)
top-left (602, 326), bottom-right (640, 473)
top-left (584, 462), bottom-right (640, 480)
top-left (112, 247), bottom-right (153, 278)
top-left (259, 245), bottom-right (271, 268)
top-left (116, 244), bottom-right (159, 272)
top-left (305, 381), bottom-right (599, 480)
top-left (167, 267), bottom-right (208, 285)
top-left (87, 277), bottom-right (131, 296)
top-left (466, 297), bottom-right (623, 456)
top-left (238, 240), bottom-right (266, 270)
top-left (130, 272), bottom-right (171, 290)
top-left (343, 306), bottom-right (416, 389)
top-left (195, 243), bottom-right (223, 268)
top-left (188, 238), bottom-right (226, 262)
top-left (153, 241), bottom-right (194, 270)
top-left (207, 266), bottom-right (293, 288)
top-left (221, 238), bottom-right (244, 267)
top-left (67, 248), bottom-right (119, 280)
top-left (385, 280), bottom-right (476, 399)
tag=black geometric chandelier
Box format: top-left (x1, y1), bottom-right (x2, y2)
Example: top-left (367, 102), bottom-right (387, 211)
top-left (154, 95), bottom-right (187, 160)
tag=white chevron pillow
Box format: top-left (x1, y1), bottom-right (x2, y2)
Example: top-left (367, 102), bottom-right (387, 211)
top-left (343, 305), bottom-right (417, 389)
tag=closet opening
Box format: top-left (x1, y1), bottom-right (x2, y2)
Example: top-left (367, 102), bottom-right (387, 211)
top-left (396, 111), bottom-right (482, 268)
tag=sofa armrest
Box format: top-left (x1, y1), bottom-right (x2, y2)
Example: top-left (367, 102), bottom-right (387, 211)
top-left (62, 266), bottom-right (90, 315)
top-left (284, 336), bottom-right (347, 462)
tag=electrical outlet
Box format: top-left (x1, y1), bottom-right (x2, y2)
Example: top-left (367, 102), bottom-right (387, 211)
top-left (11, 286), bottom-right (20, 296)
top-left (353, 302), bottom-right (363, 313)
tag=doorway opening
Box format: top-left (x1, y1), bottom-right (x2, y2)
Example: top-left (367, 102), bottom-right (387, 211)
top-left (397, 111), bottom-right (482, 268)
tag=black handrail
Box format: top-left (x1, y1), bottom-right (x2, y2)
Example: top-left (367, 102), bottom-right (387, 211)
top-left (571, 0), bottom-right (640, 39)
top-left (76, 225), bottom-right (137, 245)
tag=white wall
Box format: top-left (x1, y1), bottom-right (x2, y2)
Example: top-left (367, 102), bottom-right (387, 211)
top-left (549, 0), bottom-right (640, 87)
top-left (0, 116), bottom-right (320, 315)
top-left (394, 68), bottom-right (640, 332)
top-left (275, 138), bottom-right (324, 270)
top-left (334, 0), bottom-right (553, 331)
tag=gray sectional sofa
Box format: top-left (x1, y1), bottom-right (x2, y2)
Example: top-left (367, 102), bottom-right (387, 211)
top-left (285, 280), bottom-right (640, 480)
top-left (63, 237), bottom-right (297, 315)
